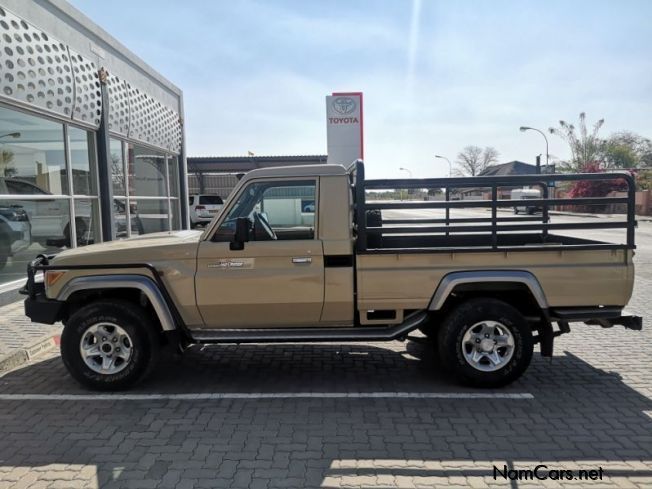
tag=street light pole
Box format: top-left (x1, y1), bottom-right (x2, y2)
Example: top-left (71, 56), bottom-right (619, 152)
top-left (519, 126), bottom-right (549, 173)
top-left (435, 155), bottom-right (452, 177)
top-left (398, 167), bottom-right (412, 201)
top-left (0, 132), bottom-right (20, 140)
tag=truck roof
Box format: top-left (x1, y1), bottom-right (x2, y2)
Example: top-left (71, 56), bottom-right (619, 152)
top-left (243, 164), bottom-right (349, 181)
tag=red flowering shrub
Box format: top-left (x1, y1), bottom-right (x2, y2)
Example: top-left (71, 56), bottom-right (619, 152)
top-left (567, 162), bottom-right (629, 211)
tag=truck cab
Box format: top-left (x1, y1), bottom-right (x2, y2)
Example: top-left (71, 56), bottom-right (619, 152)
top-left (194, 165), bottom-right (355, 328)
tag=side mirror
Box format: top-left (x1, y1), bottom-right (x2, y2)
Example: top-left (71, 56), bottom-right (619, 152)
top-left (230, 217), bottom-right (250, 250)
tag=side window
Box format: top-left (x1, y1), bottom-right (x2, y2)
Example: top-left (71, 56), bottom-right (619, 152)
top-left (212, 179), bottom-right (316, 242)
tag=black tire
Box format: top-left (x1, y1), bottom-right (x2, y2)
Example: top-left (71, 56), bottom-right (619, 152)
top-left (63, 217), bottom-right (89, 247)
top-left (437, 298), bottom-right (533, 387)
top-left (61, 300), bottom-right (160, 391)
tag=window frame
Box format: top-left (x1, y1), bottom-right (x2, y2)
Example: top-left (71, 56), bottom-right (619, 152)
top-left (208, 177), bottom-right (319, 243)
top-left (113, 139), bottom-right (179, 238)
top-left (0, 101), bottom-right (103, 248)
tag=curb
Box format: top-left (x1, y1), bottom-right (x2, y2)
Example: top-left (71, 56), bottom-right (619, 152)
top-left (548, 210), bottom-right (652, 222)
top-left (0, 334), bottom-right (60, 373)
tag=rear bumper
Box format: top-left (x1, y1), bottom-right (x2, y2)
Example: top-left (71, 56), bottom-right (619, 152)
top-left (550, 307), bottom-right (642, 331)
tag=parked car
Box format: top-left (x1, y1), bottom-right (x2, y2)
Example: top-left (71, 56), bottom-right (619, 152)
top-left (189, 194), bottom-right (224, 227)
top-left (23, 162), bottom-right (641, 391)
top-left (0, 178), bottom-right (92, 247)
top-left (511, 187), bottom-right (542, 214)
top-left (0, 204), bottom-right (31, 269)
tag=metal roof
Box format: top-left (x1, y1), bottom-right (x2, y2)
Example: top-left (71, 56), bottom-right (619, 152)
top-left (479, 161), bottom-right (536, 176)
top-left (242, 164), bottom-right (348, 181)
top-left (187, 155), bottom-right (328, 173)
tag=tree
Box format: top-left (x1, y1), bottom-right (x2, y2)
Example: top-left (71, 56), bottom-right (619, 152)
top-left (603, 131), bottom-right (652, 169)
top-left (455, 145), bottom-right (500, 176)
top-left (111, 152), bottom-right (125, 195)
top-left (549, 112), bottom-right (605, 172)
top-left (0, 149), bottom-right (15, 177)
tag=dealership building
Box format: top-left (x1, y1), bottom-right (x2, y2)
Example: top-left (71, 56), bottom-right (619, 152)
top-left (0, 0), bottom-right (187, 290)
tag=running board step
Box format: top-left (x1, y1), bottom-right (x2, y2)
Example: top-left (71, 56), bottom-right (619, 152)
top-left (189, 311), bottom-right (429, 343)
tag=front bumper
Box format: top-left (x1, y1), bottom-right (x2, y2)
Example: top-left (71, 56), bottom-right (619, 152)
top-left (24, 288), bottom-right (64, 324)
top-left (20, 254), bottom-right (64, 325)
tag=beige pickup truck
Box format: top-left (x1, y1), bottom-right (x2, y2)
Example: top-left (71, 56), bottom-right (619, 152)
top-left (23, 161), bottom-right (641, 390)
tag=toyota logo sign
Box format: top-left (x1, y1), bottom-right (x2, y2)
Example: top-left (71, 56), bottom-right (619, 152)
top-left (332, 96), bottom-right (357, 115)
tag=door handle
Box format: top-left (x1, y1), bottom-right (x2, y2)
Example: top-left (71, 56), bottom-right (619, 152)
top-left (292, 257), bottom-right (312, 264)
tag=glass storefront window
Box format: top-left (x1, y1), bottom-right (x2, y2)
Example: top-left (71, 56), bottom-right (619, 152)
top-left (0, 106), bottom-right (68, 194)
top-left (74, 198), bottom-right (101, 246)
top-left (0, 104), bottom-right (183, 282)
top-left (110, 139), bottom-right (126, 197)
top-left (128, 144), bottom-right (167, 198)
top-left (0, 197), bottom-right (70, 283)
top-left (130, 198), bottom-right (169, 235)
top-left (0, 105), bottom-right (106, 286)
top-left (69, 127), bottom-right (98, 196)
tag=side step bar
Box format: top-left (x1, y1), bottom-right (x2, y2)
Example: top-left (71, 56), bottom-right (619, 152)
top-left (189, 311), bottom-right (429, 344)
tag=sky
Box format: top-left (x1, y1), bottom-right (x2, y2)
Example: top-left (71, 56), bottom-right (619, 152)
top-left (69, 0), bottom-right (652, 179)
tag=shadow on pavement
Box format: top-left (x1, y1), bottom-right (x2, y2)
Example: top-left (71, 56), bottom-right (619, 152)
top-left (0, 341), bottom-right (651, 488)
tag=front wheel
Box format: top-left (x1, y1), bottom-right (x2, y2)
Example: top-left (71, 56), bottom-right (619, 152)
top-left (61, 300), bottom-right (160, 390)
top-left (437, 298), bottom-right (533, 387)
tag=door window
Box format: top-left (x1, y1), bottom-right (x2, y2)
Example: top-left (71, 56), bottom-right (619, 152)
top-left (213, 180), bottom-right (316, 242)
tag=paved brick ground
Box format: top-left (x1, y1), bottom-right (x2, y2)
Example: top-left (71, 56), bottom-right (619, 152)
top-left (0, 221), bottom-right (650, 488)
top-left (0, 300), bottom-right (59, 359)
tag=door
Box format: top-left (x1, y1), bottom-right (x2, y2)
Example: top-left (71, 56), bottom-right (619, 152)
top-left (195, 179), bottom-right (324, 328)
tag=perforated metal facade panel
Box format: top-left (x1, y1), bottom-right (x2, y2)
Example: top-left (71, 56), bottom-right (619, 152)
top-left (0, 5), bottom-right (78, 121)
top-left (69, 48), bottom-right (101, 126)
top-left (0, 4), bottom-right (182, 153)
top-left (106, 72), bottom-right (129, 137)
top-left (127, 83), bottom-right (181, 153)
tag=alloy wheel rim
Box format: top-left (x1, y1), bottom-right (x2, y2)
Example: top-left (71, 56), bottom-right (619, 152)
top-left (79, 322), bottom-right (133, 375)
top-left (461, 320), bottom-right (515, 372)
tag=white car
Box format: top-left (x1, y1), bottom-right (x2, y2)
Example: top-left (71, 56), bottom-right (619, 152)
top-left (0, 205), bottom-right (31, 269)
top-left (1, 179), bottom-right (92, 247)
top-left (511, 187), bottom-right (542, 215)
top-left (189, 194), bottom-right (224, 227)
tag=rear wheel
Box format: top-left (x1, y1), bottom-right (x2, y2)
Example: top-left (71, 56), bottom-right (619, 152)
top-left (61, 300), bottom-right (160, 390)
top-left (437, 298), bottom-right (533, 387)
